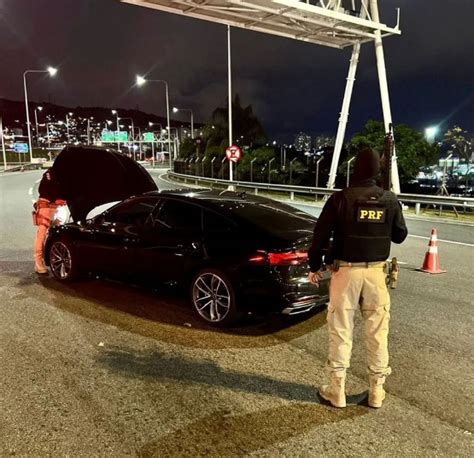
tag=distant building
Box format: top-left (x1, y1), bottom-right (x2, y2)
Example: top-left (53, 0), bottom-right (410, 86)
top-left (294, 132), bottom-right (311, 153)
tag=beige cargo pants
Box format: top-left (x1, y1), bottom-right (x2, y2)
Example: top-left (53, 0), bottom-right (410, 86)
top-left (326, 262), bottom-right (391, 378)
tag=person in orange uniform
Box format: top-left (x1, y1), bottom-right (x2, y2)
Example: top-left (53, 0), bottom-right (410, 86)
top-left (33, 169), bottom-right (66, 274)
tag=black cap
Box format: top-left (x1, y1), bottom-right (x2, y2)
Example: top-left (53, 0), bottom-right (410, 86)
top-left (352, 148), bottom-right (380, 183)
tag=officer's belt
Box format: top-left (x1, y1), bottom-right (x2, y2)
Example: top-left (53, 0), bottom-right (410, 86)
top-left (336, 260), bottom-right (386, 268)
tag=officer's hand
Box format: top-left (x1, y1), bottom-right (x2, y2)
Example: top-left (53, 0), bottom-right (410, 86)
top-left (308, 271), bottom-right (323, 285)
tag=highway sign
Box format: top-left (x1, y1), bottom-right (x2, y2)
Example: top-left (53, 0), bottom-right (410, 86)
top-left (143, 132), bottom-right (154, 142)
top-left (225, 145), bottom-right (241, 162)
top-left (101, 130), bottom-right (115, 143)
top-left (13, 143), bottom-right (29, 153)
top-left (116, 131), bottom-right (128, 142)
top-left (101, 130), bottom-right (128, 143)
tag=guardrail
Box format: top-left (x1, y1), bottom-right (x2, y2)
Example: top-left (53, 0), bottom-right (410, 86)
top-left (168, 171), bottom-right (474, 215)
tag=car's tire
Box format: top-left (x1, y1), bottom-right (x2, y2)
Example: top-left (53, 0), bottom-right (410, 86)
top-left (190, 268), bottom-right (239, 326)
top-left (48, 238), bottom-right (80, 282)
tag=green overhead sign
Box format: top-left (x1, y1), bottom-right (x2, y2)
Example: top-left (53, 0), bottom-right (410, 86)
top-left (143, 132), bottom-right (154, 142)
top-left (101, 130), bottom-right (128, 143)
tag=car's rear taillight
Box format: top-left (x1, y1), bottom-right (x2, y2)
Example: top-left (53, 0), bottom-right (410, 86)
top-left (268, 251), bottom-right (308, 266)
top-left (249, 250), bottom-right (308, 266)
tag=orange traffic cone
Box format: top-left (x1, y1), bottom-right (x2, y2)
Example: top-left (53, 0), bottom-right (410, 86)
top-left (419, 228), bottom-right (446, 274)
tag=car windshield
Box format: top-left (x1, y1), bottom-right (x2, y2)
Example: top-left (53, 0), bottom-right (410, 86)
top-left (225, 201), bottom-right (315, 241)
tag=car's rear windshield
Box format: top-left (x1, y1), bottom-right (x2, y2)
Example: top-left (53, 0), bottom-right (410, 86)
top-left (225, 201), bottom-right (315, 240)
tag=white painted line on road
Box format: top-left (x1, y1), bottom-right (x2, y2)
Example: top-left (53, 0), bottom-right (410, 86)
top-left (408, 234), bottom-right (474, 247)
top-left (28, 187), bottom-right (33, 195)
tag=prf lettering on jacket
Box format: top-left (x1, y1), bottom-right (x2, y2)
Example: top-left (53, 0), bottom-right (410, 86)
top-left (357, 207), bottom-right (386, 223)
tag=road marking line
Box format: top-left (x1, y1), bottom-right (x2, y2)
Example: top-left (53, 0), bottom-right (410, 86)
top-left (408, 234), bottom-right (474, 247)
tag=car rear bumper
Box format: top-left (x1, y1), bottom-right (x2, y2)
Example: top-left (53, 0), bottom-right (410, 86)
top-left (281, 294), bottom-right (328, 315)
top-left (239, 267), bottom-right (330, 316)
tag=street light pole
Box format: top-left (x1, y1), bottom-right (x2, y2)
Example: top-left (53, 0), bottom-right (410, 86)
top-left (87, 117), bottom-right (94, 145)
top-left (1, 117), bottom-right (7, 172)
top-left (173, 107), bottom-right (194, 139)
top-left (23, 67), bottom-right (57, 163)
top-left (136, 76), bottom-right (172, 169)
top-left (315, 156), bottom-right (324, 188)
top-left (118, 117), bottom-right (135, 158)
top-left (227, 24), bottom-right (234, 185)
top-left (289, 157), bottom-right (297, 184)
top-left (211, 156), bottom-right (216, 179)
top-left (268, 158), bottom-right (275, 183)
top-left (221, 156), bottom-right (226, 179)
top-left (34, 106), bottom-right (43, 147)
top-left (250, 157), bottom-right (257, 182)
top-left (112, 110), bottom-right (121, 150)
top-left (347, 156), bottom-right (355, 188)
top-left (66, 112), bottom-right (73, 144)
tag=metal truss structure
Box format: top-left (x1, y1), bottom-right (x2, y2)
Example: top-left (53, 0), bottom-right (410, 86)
top-left (121, 0), bottom-right (400, 48)
top-left (120, 0), bottom-right (402, 192)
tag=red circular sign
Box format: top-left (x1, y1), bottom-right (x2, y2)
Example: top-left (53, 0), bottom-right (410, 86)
top-left (225, 145), bottom-right (242, 163)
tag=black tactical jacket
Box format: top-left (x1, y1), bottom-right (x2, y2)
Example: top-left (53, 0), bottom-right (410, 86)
top-left (308, 179), bottom-right (408, 272)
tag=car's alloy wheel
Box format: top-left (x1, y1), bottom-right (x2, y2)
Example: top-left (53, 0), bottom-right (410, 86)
top-left (49, 240), bottom-right (74, 281)
top-left (192, 270), bottom-right (236, 324)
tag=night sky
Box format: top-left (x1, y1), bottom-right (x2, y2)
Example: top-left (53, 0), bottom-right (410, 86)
top-left (0, 0), bottom-right (472, 141)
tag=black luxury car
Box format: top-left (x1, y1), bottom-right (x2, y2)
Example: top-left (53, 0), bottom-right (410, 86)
top-left (44, 189), bottom-right (330, 325)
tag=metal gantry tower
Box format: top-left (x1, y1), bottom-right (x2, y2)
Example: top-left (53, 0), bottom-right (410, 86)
top-left (120, 0), bottom-right (402, 192)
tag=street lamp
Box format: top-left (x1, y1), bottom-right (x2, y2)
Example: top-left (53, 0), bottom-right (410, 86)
top-left (221, 156), bottom-right (226, 179)
top-left (111, 110), bottom-right (120, 149)
top-left (136, 75), bottom-right (172, 169)
top-left (34, 106), bottom-right (43, 147)
top-left (23, 66), bottom-right (57, 162)
top-left (119, 116), bottom-right (135, 157)
top-left (66, 112), bottom-right (73, 143)
top-left (87, 117), bottom-right (94, 145)
top-left (268, 158), bottom-right (275, 183)
top-left (211, 156), bottom-right (216, 179)
top-left (250, 157), bottom-right (257, 182)
top-left (173, 107), bottom-right (194, 139)
top-left (347, 156), bottom-right (356, 188)
top-left (148, 121), bottom-right (163, 131)
top-left (315, 156), bottom-right (324, 188)
top-left (289, 157), bottom-right (297, 185)
top-left (425, 125), bottom-right (439, 143)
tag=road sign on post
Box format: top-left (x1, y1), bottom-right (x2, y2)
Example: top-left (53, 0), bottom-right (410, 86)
top-left (225, 145), bottom-right (241, 163)
top-left (13, 143), bottom-right (29, 153)
top-left (143, 132), bottom-right (154, 142)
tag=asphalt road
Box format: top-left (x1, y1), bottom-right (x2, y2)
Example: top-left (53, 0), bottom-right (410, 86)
top-left (0, 170), bottom-right (472, 456)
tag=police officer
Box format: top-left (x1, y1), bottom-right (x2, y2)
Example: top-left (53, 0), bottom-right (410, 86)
top-left (33, 169), bottom-right (66, 274)
top-left (308, 147), bottom-right (407, 408)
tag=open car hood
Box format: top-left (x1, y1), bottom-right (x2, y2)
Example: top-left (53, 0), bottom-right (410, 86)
top-left (50, 146), bottom-right (158, 222)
